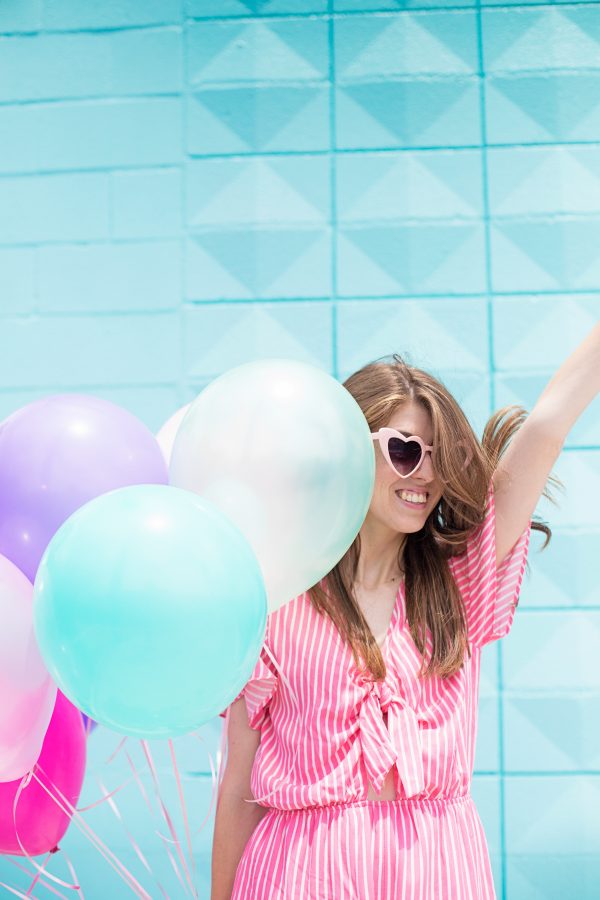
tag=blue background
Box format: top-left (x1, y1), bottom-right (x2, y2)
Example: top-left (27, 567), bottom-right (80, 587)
top-left (0, 0), bottom-right (599, 897)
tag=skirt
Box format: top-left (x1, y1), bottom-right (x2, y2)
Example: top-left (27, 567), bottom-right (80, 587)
top-left (231, 794), bottom-right (496, 900)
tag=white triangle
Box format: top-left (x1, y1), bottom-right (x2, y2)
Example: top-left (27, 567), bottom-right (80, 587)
top-left (267, 232), bottom-right (329, 295)
top-left (515, 778), bottom-right (600, 853)
top-left (192, 307), bottom-right (325, 372)
top-left (550, 456), bottom-right (600, 529)
top-left (490, 227), bottom-right (561, 291)
top-left (485, 83), bottom-right (554, 141)
top-left (527, 564), bottom-right (573, 606)
top-left (343, 155), bottom-right (479, 222)
top-left (500, 298), bottom-right (598, 367)
top-left (404, 303), bottom-right (486, 370)
top-left (190, 159), bottom-right (324, 227)
top-left (492, 11), bottom-right (600, 71)
top-left (568, 94), bottom-right (600, 141)
top-left (189, 92), bottom-right (250, 152)
top-left (342, 302), bottom-right (486, 373)
top-left (507, 614), bottom-right (600, 690)
top-left (558, 148), bottom-right (600, 212)
top-left (505, 697), bottom-right (581, 769)
top-left (493, 149), bottom-right (560, 215)
top-left (197, 22), bottom-right (324, 82)
top-left (186, 238), bottom-right (252, 300)
top-left (418, 229), bottom-right (484, 293)
top-left (337, 233), bottom-right (403, 296)
top-left (342, 16), bottom-right (473, 78)
top-left (407, 155), bottom-right (480, 217)
top-left (337, 89), bottom-right (404, 147)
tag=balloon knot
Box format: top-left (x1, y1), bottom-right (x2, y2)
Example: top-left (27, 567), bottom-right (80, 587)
top-left (50, 845), bottom-right (60, 854)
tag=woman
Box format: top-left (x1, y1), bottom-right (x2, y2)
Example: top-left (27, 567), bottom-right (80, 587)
top-left (211, 322), bottom-right (599, 900)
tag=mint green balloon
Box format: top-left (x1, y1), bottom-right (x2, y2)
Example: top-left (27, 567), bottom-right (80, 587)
top-left (33, 485), bottom-right (267, 738)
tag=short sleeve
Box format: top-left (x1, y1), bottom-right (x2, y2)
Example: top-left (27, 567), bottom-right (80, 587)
top-left (218, 641), bottom-right (278, 731)
top-left (449, 480), bottom-right (532, 649)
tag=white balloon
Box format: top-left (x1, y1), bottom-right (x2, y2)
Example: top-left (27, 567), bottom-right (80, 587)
top-left (169, 359), bottom-right (375, 612)
top-left (155, 403), bottom-right (191, 466)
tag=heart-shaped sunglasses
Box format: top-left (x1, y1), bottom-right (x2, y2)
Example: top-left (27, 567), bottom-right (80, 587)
top-left (371, 428), bottom-right (434, 478)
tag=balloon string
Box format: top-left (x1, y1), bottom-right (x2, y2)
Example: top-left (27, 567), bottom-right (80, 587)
top-left (76, 776), bottom-right (135, 813)
top-left (7, 859), bottom-right (69, 900)
top-left (168, 740), bottom-right (196, 875)
top-left (124, 751), bottom-right (187, 894)
top-left (12, 770), bottom-right (81, 892)
top-left (25, 850), bottom-right (54, 898)
top-left (139, 741), bottom-right (198, 899)
top-left (59, 847), bottom-right (85, 900)
top-left (104, 736), bottom-right (128, 766)
top-left (0, 881), bottom-right (40, 899)
top-left (97, 777), bottom-right (169, 900)
top-left (32, 766), bottom-right (151, 899)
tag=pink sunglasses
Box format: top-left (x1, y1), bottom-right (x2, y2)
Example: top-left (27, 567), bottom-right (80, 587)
top-left (371, 428), bottom-right (434, 478)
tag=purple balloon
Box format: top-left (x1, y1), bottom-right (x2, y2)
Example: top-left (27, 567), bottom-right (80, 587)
top-left (0, 395), bottom-right (168, 582)
top-left (80, 714), bottom-right (97, 735)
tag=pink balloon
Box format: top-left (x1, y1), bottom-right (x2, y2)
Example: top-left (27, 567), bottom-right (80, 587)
top-left (0, 692), bottom-right (86, 857)
top-left (0, 554), bottom-right (57, 782)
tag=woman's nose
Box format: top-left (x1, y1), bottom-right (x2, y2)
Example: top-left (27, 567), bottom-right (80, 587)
top-left (416, 450), bottom-right (436, 481)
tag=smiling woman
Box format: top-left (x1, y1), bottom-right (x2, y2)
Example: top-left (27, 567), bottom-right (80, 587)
top-left (214, 325), bottom-right (600, 900)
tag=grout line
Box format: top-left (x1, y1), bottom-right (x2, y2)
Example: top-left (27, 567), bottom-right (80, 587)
top-left (179, 16), bottom-right (188, 405)
top-left (476, 5), bottom-right (507, 900)
top-left (328, 0), bottom-right (339, 379)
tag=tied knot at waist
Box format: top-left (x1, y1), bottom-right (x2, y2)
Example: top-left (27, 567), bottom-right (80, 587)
top-left (358, 678), bottom-right (425, 799)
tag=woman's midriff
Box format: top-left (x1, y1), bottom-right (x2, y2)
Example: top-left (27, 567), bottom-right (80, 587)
top-left (366, 709), bottom-right (397, 801)
top-left (366, 767), bottom-right (397, 801)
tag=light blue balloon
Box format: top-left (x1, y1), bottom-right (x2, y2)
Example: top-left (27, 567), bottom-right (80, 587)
top-left (33, 485), bottom-right (267, 738)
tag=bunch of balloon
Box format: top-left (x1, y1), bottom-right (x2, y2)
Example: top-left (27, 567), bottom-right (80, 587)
top-left (169, 359), bottom-right (376, 614)
top-left (0, 394), bottom-right (169, 857)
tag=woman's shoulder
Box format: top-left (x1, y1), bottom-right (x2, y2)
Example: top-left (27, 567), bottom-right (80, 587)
top-left (267, 590), bottom-right (346, 667)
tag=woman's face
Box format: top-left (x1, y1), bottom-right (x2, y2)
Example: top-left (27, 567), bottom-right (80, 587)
top-left (368, 401), bottom-right (444, 536)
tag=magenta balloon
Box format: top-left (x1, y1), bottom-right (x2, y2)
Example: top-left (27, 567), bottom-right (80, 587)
top-left (0, 692), bottom-right (86, 856)
top-left (0, 394), bottom-right (168, 582)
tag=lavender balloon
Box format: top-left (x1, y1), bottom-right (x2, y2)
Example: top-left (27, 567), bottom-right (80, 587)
top-left (0, 395), bottom-right (168, 582)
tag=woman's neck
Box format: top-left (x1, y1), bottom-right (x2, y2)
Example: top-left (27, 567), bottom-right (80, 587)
top-left (355, 520), bottom-right (407, 591)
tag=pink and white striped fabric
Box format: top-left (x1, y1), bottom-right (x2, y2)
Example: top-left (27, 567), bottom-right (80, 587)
top-left (218, 480), bottom-right (532, 899)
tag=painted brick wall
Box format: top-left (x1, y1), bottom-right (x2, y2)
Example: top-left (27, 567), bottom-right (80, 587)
top-left (0, 1), bottom-right (599, 898)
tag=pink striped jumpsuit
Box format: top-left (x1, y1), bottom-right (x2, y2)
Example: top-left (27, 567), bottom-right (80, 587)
top-left (218, 481), bottom-right (532, 899)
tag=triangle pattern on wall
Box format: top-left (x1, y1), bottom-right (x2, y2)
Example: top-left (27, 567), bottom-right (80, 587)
top-left (191, 86), bottom-right (322, 151)
top-left (189, 21), bottom-right (326, 83)
top-left (337, 13), bottom-right (476, 79)
top-left (188, 158), bottom-right (327, 226)
top-left (340, 80), bottom-right (477, 144)
top-left (192, 229), bottom-right (325, 295)
top-left (484, 9), bottom-right (600, 72)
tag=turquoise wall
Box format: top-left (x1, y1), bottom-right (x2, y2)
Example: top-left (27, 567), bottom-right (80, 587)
top-left (1, 1), bottom-right (599, 897)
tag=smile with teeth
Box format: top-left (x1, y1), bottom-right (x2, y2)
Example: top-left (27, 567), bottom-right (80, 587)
top-left (396, 490), bottom-right (428, 505)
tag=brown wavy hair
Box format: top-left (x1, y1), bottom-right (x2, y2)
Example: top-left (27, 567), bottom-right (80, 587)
top-left (308, 354), bottom-right (562, 683)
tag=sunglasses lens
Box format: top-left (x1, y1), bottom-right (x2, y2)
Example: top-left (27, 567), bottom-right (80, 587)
top-left (388, 438), bottom-right (422, 475)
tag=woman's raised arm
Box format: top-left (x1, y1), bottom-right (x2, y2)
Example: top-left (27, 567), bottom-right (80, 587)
top-left (492, 320), bottom-right (600, 568)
